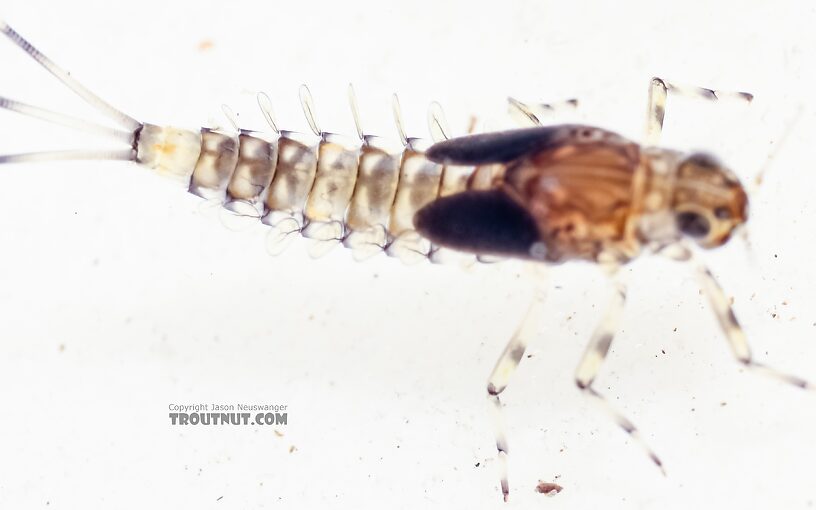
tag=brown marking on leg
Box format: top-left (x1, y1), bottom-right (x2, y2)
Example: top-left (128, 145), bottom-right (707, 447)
top-left (575, 280), bottom-right (666, 475)
top-left (644, 77), bottom-right (753, 147)
top-left (697, 263), bottom-right (813, 391)
top-left (485, 268), bottom-right (548, 501)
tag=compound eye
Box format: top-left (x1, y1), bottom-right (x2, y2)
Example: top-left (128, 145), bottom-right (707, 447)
top-left (676, 211), bottom-right (711, 238)
top-left (685, 152), bottom-right (721, 169)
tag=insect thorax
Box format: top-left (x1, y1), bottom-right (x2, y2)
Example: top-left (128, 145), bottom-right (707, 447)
top-left (631, 147), bottom-right (688, 250)
top-left (500, 135), bottom-right (644, 264)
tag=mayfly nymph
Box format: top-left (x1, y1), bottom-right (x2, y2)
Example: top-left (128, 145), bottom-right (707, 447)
top-left (0, 19), bottom-right (810, 502)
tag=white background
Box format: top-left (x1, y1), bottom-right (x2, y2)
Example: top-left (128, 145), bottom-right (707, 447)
top-left (1, 1), bottom-right (815, 509)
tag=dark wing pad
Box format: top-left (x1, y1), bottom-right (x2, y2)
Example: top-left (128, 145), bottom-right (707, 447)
top-left (413, 189), bottom-right (541, 258)
top-left (425, 126), bottom-right (567, 165)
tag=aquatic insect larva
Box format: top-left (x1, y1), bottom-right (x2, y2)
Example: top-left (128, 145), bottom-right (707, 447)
top-left (0, 19), bottom-right (810, 502)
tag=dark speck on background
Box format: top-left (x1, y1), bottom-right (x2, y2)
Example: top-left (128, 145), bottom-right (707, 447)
top-left (535, 481), bottom-right (564, 496)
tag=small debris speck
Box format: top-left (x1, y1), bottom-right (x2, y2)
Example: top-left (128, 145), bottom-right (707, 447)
top-left (535, 481), bottom-right (564, 496)
top-left (216, 496), bottom-right (223, 502)
top-left (289, 445), bottom-right (297, 453)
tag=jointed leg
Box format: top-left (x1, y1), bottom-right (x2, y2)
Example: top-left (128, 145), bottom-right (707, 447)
top-left (574, 278), bottom-right (666, 473)
top-left (644, 77), bottom-right (753, 146)
top-left (486, 268), bottom-right (548, 502)
top-left (696, 264), bottom-right (813, 390)
top-left (644, 78), bottom-right (669, 146)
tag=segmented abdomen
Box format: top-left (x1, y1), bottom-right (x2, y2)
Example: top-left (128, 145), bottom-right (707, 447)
top-left (138, 121), bottom-right (482, 264)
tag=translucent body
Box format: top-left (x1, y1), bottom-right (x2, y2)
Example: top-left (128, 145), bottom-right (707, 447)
top-left (264, 131), bottom-right (319, 226)
top-left (131, 115), bottom-right (485, 263)
top-left (136, 124), bottom-right (202, 184)
top-left (226, 131), bottom-right (278, 213)
top-left (189, 129), bottom-right (238, 199)
top-left (302, 134), bottom-right (360, 242)
top-left (343, 136), bottom-right (402, 256)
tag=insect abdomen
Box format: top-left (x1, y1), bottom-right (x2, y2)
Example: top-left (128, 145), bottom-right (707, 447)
top-left (137, 120), bottom-right (475, 264)
top-left (227, 132), bottom-right (278, 213)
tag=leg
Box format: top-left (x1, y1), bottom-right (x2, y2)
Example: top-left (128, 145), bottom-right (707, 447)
top-left (486, 267), bottom-right (548, 502)
top-left (644, 77), bottom-right (753, 146)
top-left (507, 97), bottom-right (578, 127)
top-left (696, 263), bottom-right (813, 390)
top-left (574, 278), bottom-right (666, 473)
